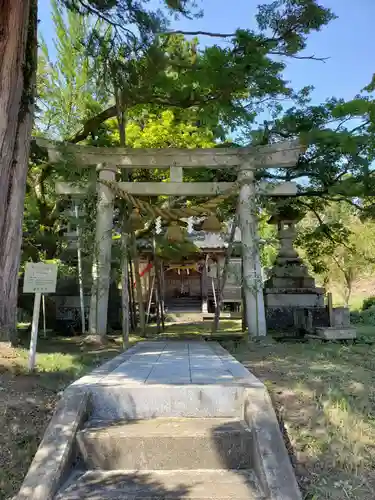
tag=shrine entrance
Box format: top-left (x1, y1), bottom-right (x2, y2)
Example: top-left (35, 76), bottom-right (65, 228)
top-left (36, 137), bottom-right (303, 337)
top-left (163, 264), bottom-right (203, 314)
top-left (164, 264), bottom-right (202, 299)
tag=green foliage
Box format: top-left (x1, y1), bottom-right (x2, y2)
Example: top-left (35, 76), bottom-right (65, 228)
top-left (253, 71), bottom-right (375, 225)
top-left (351, 306), bottom-right (375, 326)
top-left (156, 237), bottom-right (200, 261)
top-left (258, 212), bottom-right (278, 269)
top-left (297, 201), bottom-right (375, 304)
top-left (122, 109), bottom-right (215, 149)
top-left (31, 3), bottom-right (237, 268)
top-left (256, 0), bottom-right (336, 54)
top-left (296, 219), bottom-right (351, 276)
top-left (36, 0), bottom-right (106, 140)
top-left (258, 97), bottom-right (372, 195)
top-left (31, 0), bottom-right (366, 276)
top-left (362, 296), bottom-right (375, 311)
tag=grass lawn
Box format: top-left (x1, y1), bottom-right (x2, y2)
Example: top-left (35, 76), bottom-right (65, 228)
top-left (222, 325), bottom-right (375, 500)
top-left (0, 333), bottom-right (143, 500)
top-left (1, 321), bottom-right (374, 499)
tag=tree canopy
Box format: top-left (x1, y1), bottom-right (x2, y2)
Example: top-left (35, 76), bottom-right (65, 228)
top-left (54, 0), bottom-right (335, 143)
top-left (31, 0), bottom-right (375, 266)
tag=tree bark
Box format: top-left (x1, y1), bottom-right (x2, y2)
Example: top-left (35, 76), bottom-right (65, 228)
top-left (212, 218), bottom-right (237, 333)
top-left (128, 255), bottom-right (137, 330)
top-left (130, 234), bottom-right (146, 335)
top-left (344, 273), bottom-right (352, 308)
top-left (241, 259), bottom-right (247, 333)
top-left (153, 238), bottom-right (164, 333)
top-left (115, 95), bottom-right (130, 348)
top-left (0, 0), bottom-right (37, 344)
top-left (121, 228), bottom-right (130, 347)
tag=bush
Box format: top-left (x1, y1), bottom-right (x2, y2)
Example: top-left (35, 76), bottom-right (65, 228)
top-left (351, 305), bottom-right (375, 326)
top-left (362, 296), bottom-right (375, 311)
top-left (350, 310), bottom-right (362, 324)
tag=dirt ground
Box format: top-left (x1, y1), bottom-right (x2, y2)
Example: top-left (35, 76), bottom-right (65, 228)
top-left (0, 345), bottom-right (56, 498)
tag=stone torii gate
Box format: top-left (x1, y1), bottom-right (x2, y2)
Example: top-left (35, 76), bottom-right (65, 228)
top-left (35, 138), bottom-right (302, 337)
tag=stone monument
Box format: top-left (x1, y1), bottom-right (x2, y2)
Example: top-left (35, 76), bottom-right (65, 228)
top-left (263, 206), bottom-right (328, 332)
top-left (315, 301), bottom-right (356, 340)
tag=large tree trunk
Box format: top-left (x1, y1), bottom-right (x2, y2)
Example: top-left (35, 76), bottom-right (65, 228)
top-left (0, 0), bottom-right (37, 344)
top-left (116, 98), bottom-right (130, 348)
top-left (212, 218), bottom-right (238, 333)
top-left (120, 229), bottom-right (130, 347)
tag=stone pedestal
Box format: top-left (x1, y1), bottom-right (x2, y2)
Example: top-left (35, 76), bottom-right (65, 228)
top-left (315, 327), bottom-right (357, 340)
top-left (264, 208), bottom-right (327, 333)
top-left (331, 307), bottom-right (351, 327)
top-left (316, 305), bottom-right (356, 340)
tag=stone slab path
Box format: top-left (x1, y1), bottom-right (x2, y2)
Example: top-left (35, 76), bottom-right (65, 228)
top-left (100, 340), bottom-right (257, 386)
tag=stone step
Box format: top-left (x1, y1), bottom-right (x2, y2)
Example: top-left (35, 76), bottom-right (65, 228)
top-left (77, 418), bottom-right (253, 471)
top-left (166, 300), bottom-right (202, 311)
top-left (167, 303), bottom-right (201, 306)
top-left (56, 469), bottom-right (264, 499)
top-left (167, 309), bottom-right (202, 313)
top-left (167, 298), bottom-right (201, 303)
top-left (166, 302), bottom-right (201, 307)
top-left (90, 383), bottom-right (243, 421)
top-left (167, 301), bottom-right (201, 304)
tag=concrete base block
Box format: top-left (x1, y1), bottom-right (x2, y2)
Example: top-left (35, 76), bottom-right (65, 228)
top-left (316, 327), bottom-right (357, 340)
top-left (265, 306), bottom-right (329, 332)
top-left (265, 292), bottom-right (324, 308)
top-left (331, 307), bottom-right (351, 328)
top-left (269, 277), bottom-right (316, 288)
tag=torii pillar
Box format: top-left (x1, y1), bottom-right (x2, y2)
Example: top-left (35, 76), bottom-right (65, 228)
top-left (238, 163), bottom-right (267, 337)
top-left (89, 164), bottom-right (117, 338)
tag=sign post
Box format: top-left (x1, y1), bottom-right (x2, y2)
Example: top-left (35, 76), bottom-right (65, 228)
top-left (23, 263), bottom-right (58, 371)
top-left (42, 294), bottom-right (47, 338)
top-left (29, 292), bottom-right (42, 371)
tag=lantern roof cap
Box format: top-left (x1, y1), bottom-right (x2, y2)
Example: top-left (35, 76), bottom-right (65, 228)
top-left (268, 206), bottom-right (303, 225)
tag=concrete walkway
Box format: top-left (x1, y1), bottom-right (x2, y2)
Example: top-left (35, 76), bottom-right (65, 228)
top-left (101, 340), bottom-right (254, 385)
top-left (18, 340), bottom-right (302, 500)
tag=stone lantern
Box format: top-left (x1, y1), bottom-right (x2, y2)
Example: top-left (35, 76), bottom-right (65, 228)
top-left (263, 206), bottom-right (327, 332)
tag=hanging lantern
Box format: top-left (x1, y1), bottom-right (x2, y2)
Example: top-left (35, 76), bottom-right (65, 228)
top-left (129, 207), bottom-right (144, 231)
top-left (165, 221), bottom-right (185, 243)
top-left (202, 214), bottom-right (222, 233)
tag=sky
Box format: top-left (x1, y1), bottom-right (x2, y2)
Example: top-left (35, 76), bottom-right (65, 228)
top-left (38, 0), bottom-right (375, 108)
